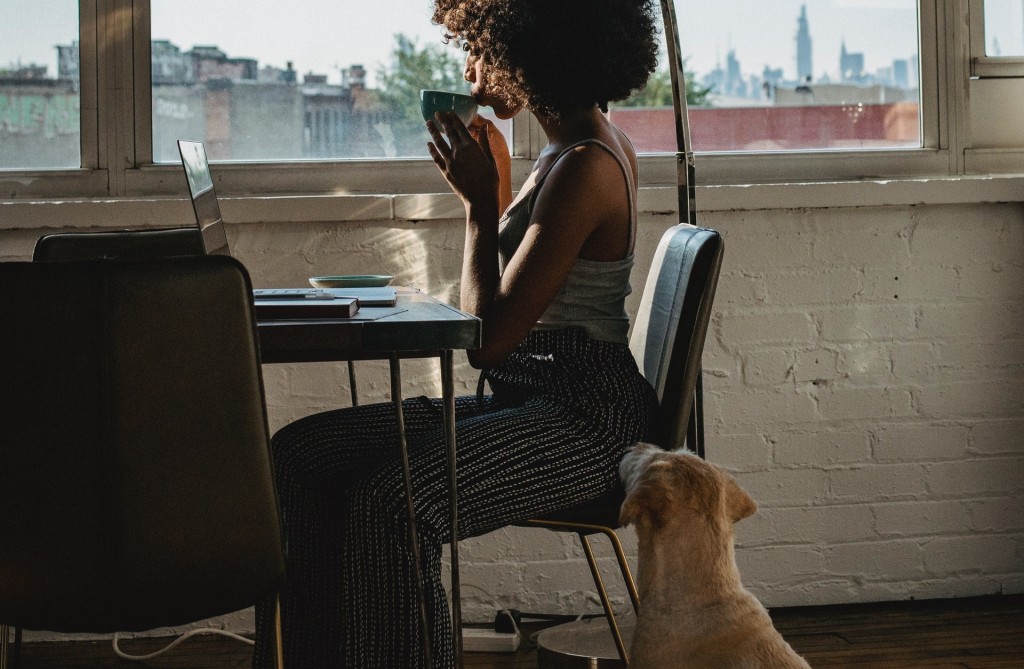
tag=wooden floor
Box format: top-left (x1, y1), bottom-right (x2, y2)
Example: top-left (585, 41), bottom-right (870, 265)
top-left (8, 594), bottom-right (1023, 668)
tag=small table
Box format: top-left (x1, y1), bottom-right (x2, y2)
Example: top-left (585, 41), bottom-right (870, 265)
top-left (258, 288), bottom-right (481, 669)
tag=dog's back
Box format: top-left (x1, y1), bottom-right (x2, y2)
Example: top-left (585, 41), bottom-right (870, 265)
top-left (631, 587), bottom-right (810, 669)
top-left (620, 443), bottom-right (812, 669)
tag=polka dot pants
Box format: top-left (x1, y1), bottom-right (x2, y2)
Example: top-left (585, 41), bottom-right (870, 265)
top-left (253, 328), bottom-right (658, 668)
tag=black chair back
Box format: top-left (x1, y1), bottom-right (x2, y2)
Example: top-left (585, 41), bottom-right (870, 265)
top-left (32, 227), bottom-right (204, 262)
top-left (629, 223), bottom-right (724, 454)
top-left (0, 255), bottom-right (283, 633)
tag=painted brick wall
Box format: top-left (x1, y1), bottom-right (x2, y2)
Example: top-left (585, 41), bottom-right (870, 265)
top-left (6, 196), bottom-right (1022, 635)
top-left (694, 202), bottom-right (1024, 611)
top-left (232, 201), bottom-right (1024, 620)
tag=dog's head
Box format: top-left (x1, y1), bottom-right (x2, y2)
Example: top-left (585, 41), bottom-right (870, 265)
top-left (618, 442), bottom-right (757, 531)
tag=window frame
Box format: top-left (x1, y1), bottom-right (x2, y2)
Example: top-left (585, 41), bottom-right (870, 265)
top-left (0, 0), bottom-right (1019, 204)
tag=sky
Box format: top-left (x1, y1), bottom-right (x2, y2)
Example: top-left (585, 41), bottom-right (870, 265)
top-left (3, 1), bottom-right (1023, 85)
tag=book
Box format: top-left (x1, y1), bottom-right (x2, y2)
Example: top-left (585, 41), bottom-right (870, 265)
top-left (253, 296), bottom-right (359, 320)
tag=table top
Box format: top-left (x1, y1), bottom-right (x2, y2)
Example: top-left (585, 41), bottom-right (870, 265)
top-left (257, 287), bottom-right (481, 363)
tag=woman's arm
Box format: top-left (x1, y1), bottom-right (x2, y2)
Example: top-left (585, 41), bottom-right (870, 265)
top-left (468, 116), bottom-right (513, 215)
top-left (428, 112), bottom-right (626, 368)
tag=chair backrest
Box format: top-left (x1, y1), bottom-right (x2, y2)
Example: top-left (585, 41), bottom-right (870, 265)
top-left (33, 226), bottom-right (204, 262)
top-left (629, 224), bottom-right (724, 452)
top-left (0, 255), bottom-right (284, 633)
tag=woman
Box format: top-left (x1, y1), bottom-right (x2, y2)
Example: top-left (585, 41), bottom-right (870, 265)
top-left (254, 1), bottom-right (660, 667)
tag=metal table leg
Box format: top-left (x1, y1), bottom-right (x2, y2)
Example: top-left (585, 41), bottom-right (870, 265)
top-left (347, 360), bottom-right (359, 406)
top-left (440, 350), bottom-right (463, 668)
top-left (390, 356), bottom-right (433, 669)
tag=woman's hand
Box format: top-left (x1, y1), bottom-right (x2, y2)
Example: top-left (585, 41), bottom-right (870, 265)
top-left (427, 111), bottom-right (501, 217)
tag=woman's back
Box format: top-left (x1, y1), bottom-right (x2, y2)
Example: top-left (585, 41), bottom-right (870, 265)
top-left (498, 137), bottom-right (638, 344)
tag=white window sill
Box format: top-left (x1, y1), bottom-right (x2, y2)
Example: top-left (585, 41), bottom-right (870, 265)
top-left (2, 174), bottom-right (1022, 231)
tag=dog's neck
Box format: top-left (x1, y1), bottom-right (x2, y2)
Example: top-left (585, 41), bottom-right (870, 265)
top-left (636, 518), bottom-right (744, 609)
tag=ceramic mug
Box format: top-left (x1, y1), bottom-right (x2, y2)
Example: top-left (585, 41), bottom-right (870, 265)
top-left (420, 89), bottom-right (478, 125)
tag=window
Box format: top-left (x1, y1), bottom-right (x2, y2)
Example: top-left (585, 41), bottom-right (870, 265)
top-left (970, 0), bottom-right (1024, 76)
top-left (0, 0), bottom-right (80, 169)
top-left (148, 0), bottom-right (510, 163)
top-left (0, 1), bottom-right (1021, 200)
top-left (613, 1), bottom-right (922, 154)
top-left (983, 0), bottom-right (1024, 55)
top-left (603, 0), bottom-right (949, 184)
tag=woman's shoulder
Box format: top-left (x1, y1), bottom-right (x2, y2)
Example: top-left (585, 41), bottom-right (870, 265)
top-left (544, 134), bottom-right (635, 191)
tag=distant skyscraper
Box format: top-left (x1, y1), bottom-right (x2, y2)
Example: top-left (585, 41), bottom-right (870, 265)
top-left (893, 59), bottom-right (909, 89)
top-left (796, 4), bottom-right (813, 82)
top-left (840, 41), bottom-right (865, 82)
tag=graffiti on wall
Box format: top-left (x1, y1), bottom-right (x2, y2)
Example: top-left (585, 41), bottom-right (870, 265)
top-left (0, 93), bottom-right (80, 137)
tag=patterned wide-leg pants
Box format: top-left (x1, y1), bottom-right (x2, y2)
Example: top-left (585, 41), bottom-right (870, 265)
top-left (253, 328), bottom-right (658, 669)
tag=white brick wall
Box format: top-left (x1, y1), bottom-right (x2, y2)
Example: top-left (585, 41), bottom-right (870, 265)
top-left (6, 196), bottom-right (1023, 636)
top-left (689, 202), bottom-right (1024, 612)
top-left (249, 199), bottom-right (1023, 620)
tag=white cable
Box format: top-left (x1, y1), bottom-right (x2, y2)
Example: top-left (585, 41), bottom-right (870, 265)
top-left (111, 628), bottom-right (253, 661)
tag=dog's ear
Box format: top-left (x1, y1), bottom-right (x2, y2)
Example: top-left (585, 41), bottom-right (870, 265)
top-left (619, 495), bottom-right (642, 527)
top-left (619, 485), bottom-right (662, 527)
top-left (619, 469), bottom-right (673, 527)
top-left (723, 473), bottom-right (757, 523)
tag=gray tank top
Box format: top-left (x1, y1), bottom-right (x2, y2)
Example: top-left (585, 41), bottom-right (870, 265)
top-left (498, 139), bottom-right (635, 345)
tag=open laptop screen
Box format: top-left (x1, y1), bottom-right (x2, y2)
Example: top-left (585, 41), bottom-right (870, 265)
top-left (177, 140), bottom-right (230, 256)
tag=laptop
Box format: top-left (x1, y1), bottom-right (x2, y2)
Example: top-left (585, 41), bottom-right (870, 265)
top-left (176, 140), bottom-right (397, 313)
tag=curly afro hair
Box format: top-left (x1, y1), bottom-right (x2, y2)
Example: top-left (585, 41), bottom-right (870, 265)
top-left (432, 0), bottom-right (660, 119)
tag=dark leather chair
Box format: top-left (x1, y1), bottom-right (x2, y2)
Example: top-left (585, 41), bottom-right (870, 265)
top-left (32, 226), bottom-right (204, 262)
top-left (0, 255), bottom-right (285, 668)
top-left (517, 223), bottom-right (724, 665)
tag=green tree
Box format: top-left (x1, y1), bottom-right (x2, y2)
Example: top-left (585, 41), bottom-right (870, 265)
top-left (618, 61), bottom-right (713, 108)
top-left (375, 34), bottom-right (469, 155)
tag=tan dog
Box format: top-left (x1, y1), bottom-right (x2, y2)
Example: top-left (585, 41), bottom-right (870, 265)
top-left (619, 442), bottom-right (811, 669)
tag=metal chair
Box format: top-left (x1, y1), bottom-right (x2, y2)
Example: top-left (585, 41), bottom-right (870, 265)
top-left (518, 223), bottom-right (724, 666)
top-left (0, 255), bottom-right (286, 668)
top-left (522, 3), bottom-right (717, 662)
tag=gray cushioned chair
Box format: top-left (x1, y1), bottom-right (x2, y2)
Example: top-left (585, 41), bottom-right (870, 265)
top-left (518, 223), bottom-right (724, 666)
top-left (0, 255), bottom-right (285, 668)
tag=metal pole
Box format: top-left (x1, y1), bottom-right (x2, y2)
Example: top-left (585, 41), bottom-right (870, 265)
top-left (659, 0), bottom-right (697, 225)
top-left (662, 1), bottom-right (706, 467)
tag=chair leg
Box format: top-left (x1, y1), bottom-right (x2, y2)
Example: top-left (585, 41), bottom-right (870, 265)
top-left (523, 519), bottom-right (640, 664)
top-left (1, 624), bottom-right (8, 669)
top-left (578, 533), bottom-right (630, 666)
top-left (0, 626), bottom-right (16, 669)
top-left (593, 527), bottom-right (640, 615)
top-left (273, 596), bottom-right (285, 669)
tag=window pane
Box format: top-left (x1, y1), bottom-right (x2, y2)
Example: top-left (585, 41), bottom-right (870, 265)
top-left (0, 0), bottom-right (80, 169)
top-left (151, 0), bottom-right (510, 163)
top-left (606, 35), bottom-right (677, 155)
top-left (610, 0), bottom-right (921, 153)
top-left (984, 0), bottom-right (1024, 57)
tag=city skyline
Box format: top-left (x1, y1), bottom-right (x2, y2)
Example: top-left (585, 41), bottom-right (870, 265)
top-left (3, 1), bottom-right (1022, 88)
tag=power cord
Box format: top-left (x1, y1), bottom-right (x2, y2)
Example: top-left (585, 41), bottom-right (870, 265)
top-left (456, 582), bottom-right (524, 638)
top-left (111, 628), bottom-right (253, 661)
top-left (110, 587), bottom-right (605, 659)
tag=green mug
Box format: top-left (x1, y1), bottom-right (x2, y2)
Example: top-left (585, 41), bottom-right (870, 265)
top-left (420, 89), bottom-right (479, 125)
